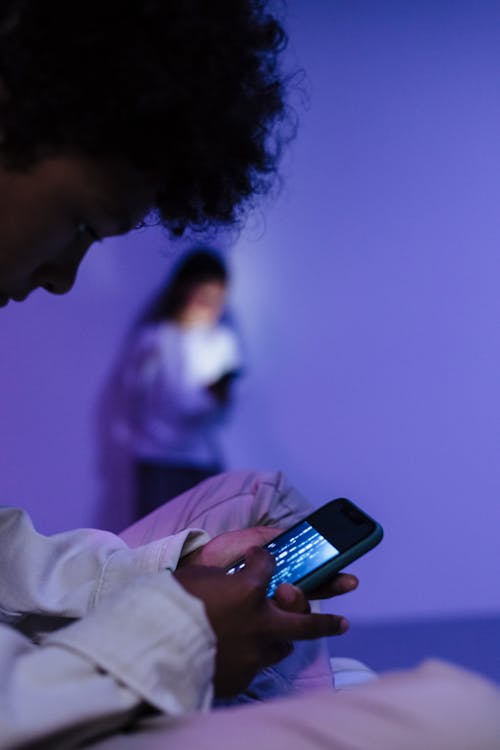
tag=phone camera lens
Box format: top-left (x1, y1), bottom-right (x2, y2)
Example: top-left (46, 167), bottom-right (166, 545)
top-left (348, 509), bottom-right (363, 524)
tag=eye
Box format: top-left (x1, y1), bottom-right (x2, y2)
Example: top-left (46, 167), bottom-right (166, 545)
top-left (74, 222), bottom-right (102, 243)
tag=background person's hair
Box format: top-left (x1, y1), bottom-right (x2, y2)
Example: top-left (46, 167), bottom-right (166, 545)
top-left (141, 248), bottom-right (229, 324)
top-left (0, 0), bottom-right (293, 233)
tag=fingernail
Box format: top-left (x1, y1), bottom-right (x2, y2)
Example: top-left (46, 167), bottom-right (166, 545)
top-left (338, 617), bottom-right (349, 634)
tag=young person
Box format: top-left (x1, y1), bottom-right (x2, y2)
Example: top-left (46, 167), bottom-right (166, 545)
top-left (0, 2), bottom-right (498, 748)
top-left (121, 247), bottom-right (244, 517)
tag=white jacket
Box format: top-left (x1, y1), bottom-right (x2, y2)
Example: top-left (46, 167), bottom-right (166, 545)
top-left (119, 321), bottom-right (242, 466)
top-left (0, 507), bottom-right (214, 749)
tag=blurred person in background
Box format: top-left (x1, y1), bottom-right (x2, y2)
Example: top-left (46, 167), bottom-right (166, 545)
top-left (120, 248), bottom-right (243, 517)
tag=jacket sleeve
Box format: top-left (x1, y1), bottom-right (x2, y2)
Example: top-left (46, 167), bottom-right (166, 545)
top-left (0, 506), bottom-right (209, 620)
top-left (0, 506), bottom-right (215, 748)
top-left (0, 572), bottom-right (215, 749)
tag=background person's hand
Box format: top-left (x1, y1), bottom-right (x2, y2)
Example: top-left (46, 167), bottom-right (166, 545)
top-left (174, 546), bottom-right (348, 697)
top-left (206, 370), bottom-right (240, 404)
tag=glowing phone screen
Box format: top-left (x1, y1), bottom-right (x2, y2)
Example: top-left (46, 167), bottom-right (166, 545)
top-left (227, 520), bottom-right (340, 596)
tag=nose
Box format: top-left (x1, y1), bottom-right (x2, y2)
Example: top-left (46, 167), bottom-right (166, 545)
top-left (33, 240), bottom-right (92, 296)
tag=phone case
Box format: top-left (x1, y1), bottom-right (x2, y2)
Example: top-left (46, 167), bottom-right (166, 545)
top-left (295, 521), bottom-right (384, 594)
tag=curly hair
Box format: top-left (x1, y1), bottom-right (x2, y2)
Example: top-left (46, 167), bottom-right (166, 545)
top-left (0, 0), bottom-right (292, 232)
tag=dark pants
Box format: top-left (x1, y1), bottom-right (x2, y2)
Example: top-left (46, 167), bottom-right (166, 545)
top-left (135, 460), bottom-right (222, 519)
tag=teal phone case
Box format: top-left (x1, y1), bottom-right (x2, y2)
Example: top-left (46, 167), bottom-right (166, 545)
top-left (292, 503), bottom-right (384, 595)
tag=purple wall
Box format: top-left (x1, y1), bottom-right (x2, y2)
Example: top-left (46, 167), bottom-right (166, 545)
top-left (1, 1), bottom-right (500, 622)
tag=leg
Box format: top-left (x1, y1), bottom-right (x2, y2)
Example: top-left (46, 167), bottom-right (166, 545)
top-left (120, 470), bottom-right (313, 547)
top-left (89, 660), bottom-right (500, 750)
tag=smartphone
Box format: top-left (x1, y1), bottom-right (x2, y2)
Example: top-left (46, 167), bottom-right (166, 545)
top-left (226, 498), bottom-right (383, 597)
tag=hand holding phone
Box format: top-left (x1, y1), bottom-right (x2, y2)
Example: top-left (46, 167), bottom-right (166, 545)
top-left (226, 498), bottom-right (383, 597)
top-left (207, 369), bottom-right (242, 403)
top-left (174, 545), bottom-right (347, 697)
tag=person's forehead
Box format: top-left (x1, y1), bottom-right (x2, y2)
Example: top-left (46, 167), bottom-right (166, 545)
top-left (34, 154), bottom-right (154, 231)
top-left (80, 157), bottom-right (154, 227)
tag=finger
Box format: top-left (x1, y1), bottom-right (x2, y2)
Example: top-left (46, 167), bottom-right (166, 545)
top-left (239, 546), bottom-right (276, 589)
top-left (274, 583), bottom-right (311, 614)
top-left (266, 608), bottom-right (350, 641)
top-left (307, 573), bottom-right (359, 600)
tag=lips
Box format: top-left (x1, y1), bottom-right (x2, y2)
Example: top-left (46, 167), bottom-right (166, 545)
top-left (11, 291), bottom-right (30, 302)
